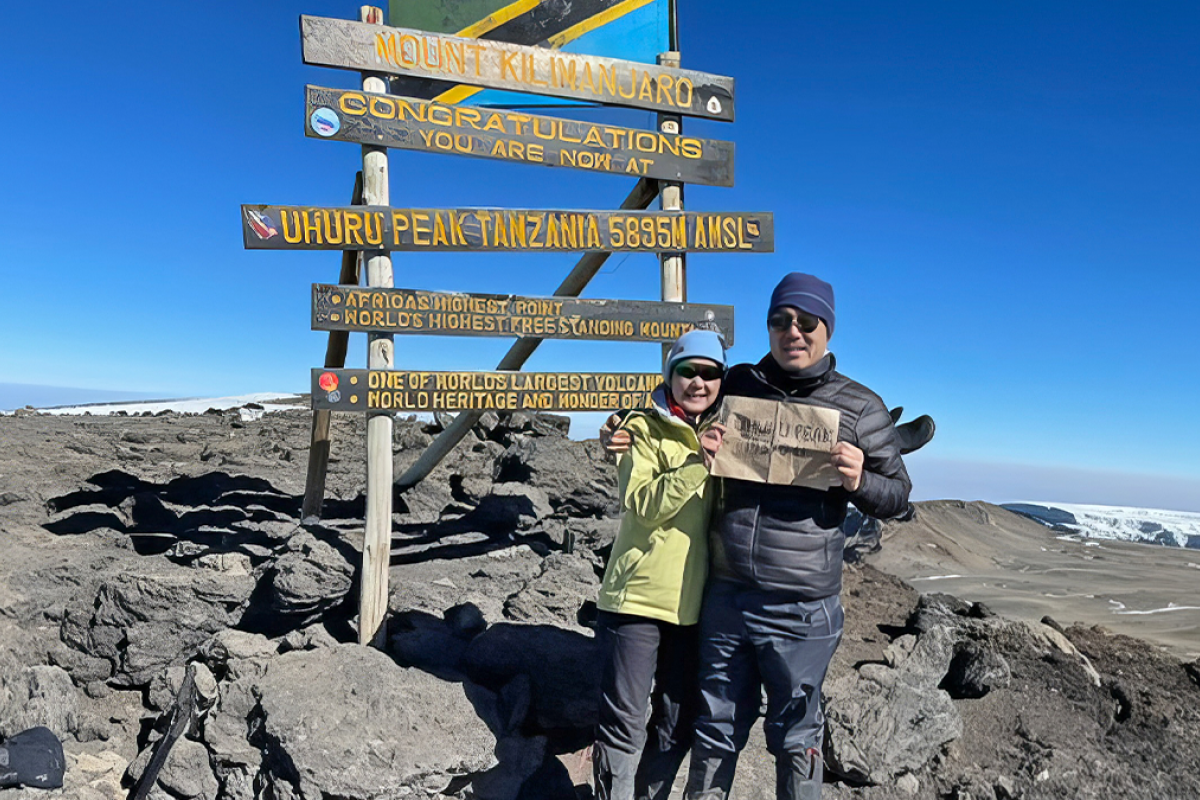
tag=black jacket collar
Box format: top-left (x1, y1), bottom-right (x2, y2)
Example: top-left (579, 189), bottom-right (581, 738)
top-left (753, 352), bottom-right (836, 397)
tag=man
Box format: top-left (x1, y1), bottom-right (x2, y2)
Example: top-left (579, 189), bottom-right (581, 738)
top-left (685, 272), bottom-right (911, 800)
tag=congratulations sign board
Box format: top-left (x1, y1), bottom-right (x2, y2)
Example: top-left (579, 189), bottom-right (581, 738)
top-left (311, 285), bottom-right (735, 342)
top-left (243, 205), bottom-right (771, 252)
top-left (305, 85), bottom-right (735, 186)
top-left (301, 16), bottom-right (734, 121)
top-left (312, 369), bottom-right (660, 412)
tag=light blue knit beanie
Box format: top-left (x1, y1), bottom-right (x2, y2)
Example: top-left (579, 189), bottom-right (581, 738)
top-left (663, 329), bottom-right (727, 382)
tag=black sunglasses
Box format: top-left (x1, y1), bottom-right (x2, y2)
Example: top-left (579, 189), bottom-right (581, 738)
top-left (768, 311), bottom-right (822, 334)
top-left (673, 362), bottom-right (723, 381)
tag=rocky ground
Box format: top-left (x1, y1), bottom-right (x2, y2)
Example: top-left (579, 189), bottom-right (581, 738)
top-left (0, 405), bottom-right (1198, 799)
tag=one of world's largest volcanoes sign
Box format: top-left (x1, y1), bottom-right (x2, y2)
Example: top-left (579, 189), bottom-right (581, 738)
top-left (312, 369), bottom-right (660, 412)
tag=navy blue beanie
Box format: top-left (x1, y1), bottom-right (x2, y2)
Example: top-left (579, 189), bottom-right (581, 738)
top-left (768, 273), bottom-right (835, 337)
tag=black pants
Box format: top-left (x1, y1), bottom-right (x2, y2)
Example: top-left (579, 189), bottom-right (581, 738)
top-left (594, 611), bottom-right (700, 800)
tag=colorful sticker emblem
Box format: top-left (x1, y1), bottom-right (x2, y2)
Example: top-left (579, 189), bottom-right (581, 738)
top-left (327, 389), bottom-right (341, 403)
top-left (310, 107), bottom-right (341, 137)
top-left (243, 207), bottom-right (278, 240)
top-left (319, 372), bottom-right (339, 392)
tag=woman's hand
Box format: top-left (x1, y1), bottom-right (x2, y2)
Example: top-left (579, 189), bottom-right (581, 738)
top-left (699, 423), bottom-right (726, 469)
top-left (600, 413), bottom-right (632, 454)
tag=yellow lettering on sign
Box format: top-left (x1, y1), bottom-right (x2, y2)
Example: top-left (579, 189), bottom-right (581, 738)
top-left (344, 212), bottom-right (363, 245)
top-left (390, 211), bottom-right (410, 246)
top-left (338, 92), bottom-right (367, 116)
top-left (433, 213), bottom-right (449, 247)
top-left (411, 212), bottom-right (431, 246)
top-left (551, 56), bottom-right (577, 89)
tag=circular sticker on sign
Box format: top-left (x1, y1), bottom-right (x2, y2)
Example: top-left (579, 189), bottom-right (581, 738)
top-left (319, 372), bottom-right (339, 392)
top-left (327, 389), bottom-right (341, 403)
top-left (310, 107), bottom-right (341, 137)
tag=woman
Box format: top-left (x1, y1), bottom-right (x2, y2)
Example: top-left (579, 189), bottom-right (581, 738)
top-left (593, 328), bottom-right (727, 800)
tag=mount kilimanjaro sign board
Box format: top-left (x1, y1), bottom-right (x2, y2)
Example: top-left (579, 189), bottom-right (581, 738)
top-left (312, 369), bottom-right (660, 412)
top-left (242, 205), bottom-right (772, 252)
top-left (310, 285), bottom-right (736, 343)
top-left (305, 85), bottom-right (735, 187)
top-left (300, 15), bottom-right (735, 121)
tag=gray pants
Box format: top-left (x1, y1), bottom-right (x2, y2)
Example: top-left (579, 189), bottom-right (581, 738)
top-left (685, 581), bottom-right (844, 800)
top-left (594, 611), bottom-right (700, 800)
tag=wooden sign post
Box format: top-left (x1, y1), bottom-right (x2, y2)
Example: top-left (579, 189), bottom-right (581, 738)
top-left (358, 6), bottom-right (393, 649)
top-left (242, 2), bottom-right (771, 651)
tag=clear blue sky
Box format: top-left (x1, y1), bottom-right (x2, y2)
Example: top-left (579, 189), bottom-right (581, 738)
top-left (2, 2), bottom-right (1198, 509)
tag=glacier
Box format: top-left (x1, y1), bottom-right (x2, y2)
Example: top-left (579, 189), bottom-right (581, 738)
top-left (1003, 501), bottom-right (1200, 550)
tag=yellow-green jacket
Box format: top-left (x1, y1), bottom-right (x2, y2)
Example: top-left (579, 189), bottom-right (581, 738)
top-left (597, 386), bottom-right (713, 626)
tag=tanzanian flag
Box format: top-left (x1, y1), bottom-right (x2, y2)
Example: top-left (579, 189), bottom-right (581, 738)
top-left (387, 0), bottom-right (671, 108)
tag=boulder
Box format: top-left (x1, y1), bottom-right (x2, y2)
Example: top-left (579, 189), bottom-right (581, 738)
top-left (203, 644), bottom-right (497, 799)
top-left (463, 623), bottom-right (601, 732)
top-left (825, 625), bottom-right (963, 785)
top-left (496, 437), bottom-right (617, 518)
top-left (503, 552), bottom-right (599, 628)
top-left (60, 569), bottom-right (256, 686)
top-left (269, 531), bottom-right (354, 620)
top-left (472, 483), bottom-right (554, 532)
top-left (0, 665), bottom-right (79, 740)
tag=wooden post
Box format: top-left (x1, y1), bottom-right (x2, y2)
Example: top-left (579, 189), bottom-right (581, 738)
top-left (657, 51), bottom-right (686, 363)
top-left (395, 177), bottom-right (660, 490)
top-left (358, 5), bottom-right (393, 648)
top-left (302, 172), bottom-right (364, 522)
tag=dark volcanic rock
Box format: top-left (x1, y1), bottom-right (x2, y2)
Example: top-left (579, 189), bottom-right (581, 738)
top-left (825, 625), bottom-right (963, 785)
top-left (463, 623), bottom-right (601, 733)
top-left (268, 531), bottom-right (354, 620)
top-left (503, 552), bottom-right (599, 627)
top-left (496, 436), bottom-right (617, 517)
top-left (204, 644), bottom-right (497, 799)
top-left (60, 567), bottom-right (256, 686)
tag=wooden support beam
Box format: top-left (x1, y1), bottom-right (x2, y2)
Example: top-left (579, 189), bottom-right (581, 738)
top-left (395, 177), bottom-right (659, 490)
top-left (302, 172), bottom-right (364, 522)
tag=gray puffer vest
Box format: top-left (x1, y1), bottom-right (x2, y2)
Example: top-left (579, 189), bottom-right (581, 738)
top-left (711, 354), bottom-right (911, 598)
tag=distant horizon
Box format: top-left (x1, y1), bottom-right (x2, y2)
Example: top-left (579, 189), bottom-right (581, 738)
top-left (6, 383), bottom-right (1200, 515)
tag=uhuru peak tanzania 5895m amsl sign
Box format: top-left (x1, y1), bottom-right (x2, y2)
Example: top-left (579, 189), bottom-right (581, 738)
top-left (242, 205), bottom-right (771, 252)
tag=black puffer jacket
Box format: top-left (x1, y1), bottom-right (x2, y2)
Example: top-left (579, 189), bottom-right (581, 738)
top-left (711, 353), bottom-right (911, 598)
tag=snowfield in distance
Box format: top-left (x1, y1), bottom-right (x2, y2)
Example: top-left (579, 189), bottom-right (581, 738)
top-left (1004, 501), bottom-right (1200, 550)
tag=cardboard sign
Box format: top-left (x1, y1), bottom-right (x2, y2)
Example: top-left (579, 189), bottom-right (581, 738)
top-left (711, 396), bottom-right (842, 489)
